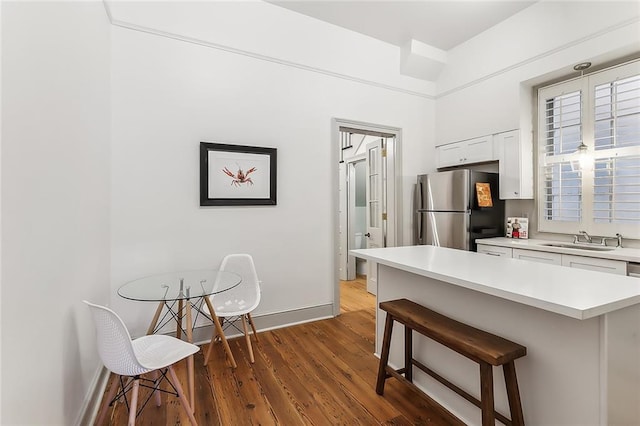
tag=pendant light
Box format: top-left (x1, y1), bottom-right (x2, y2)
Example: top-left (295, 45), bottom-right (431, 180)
top-left (572, 62), bottom-right (593, 171)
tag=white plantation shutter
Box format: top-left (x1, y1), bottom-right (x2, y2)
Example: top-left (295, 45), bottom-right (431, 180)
top-left (541, 162), bottom-right (582, 222)
top-left (538, 60), bottom-right (640, 238)
top-left (593, 156), bottom-right (640, 224)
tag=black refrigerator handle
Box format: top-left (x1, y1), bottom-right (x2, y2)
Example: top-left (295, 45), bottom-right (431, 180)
top-left (414, 182), bottom-right (422, 244)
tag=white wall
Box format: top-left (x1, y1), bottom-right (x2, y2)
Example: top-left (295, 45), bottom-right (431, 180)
top-left (436, 1), bottom-right (640, 144)
top-left (1, 2), bottom-right (111, 424)
top-left (108, 3), bottom-right (434, 335)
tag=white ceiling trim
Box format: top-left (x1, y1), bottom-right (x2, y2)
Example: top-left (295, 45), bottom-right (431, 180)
top-left (437, 14), bottom-right (640, 98)
top-left (101, 2), bottom-right (639, 101)
top-left (102, 2), bottom-right (435, 100)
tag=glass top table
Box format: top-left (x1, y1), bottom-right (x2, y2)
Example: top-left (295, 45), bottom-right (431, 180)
top-left (118, 269), bottom-right (242, 411)
top-left (118, 269), bottom-right (241, 302)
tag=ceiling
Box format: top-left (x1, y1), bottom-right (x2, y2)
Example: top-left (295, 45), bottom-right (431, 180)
top-left (268, 1), bottom-right (537, 51)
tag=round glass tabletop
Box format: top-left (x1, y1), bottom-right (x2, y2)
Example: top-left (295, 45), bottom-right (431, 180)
top-left (118, 269), bottom-right (242, 302)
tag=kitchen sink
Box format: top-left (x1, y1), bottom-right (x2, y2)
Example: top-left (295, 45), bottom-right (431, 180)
top-left (539, 243), bottom-right (616, 251)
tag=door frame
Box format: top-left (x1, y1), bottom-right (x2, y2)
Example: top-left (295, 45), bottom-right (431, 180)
top-left (332, 118), bottom-right (403, 316)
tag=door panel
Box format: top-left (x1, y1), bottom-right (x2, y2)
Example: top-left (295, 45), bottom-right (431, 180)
top-left (338, 162), bottom-right (347, 280)
top-left (426, 170), bottom-right (470, 211)
top-left (426, 211), bottom-right (469, 250)
top-left (366, 140), bottom-right (384, 249)
top-left (366, 140), bottom-right (384, 295)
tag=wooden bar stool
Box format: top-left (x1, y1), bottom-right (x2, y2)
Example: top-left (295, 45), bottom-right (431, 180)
top-left (376, 298), bottom-right (527, 426)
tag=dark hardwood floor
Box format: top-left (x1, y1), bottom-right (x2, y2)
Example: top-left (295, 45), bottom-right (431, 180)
top-left (97, 277), bottom-right (462, 425)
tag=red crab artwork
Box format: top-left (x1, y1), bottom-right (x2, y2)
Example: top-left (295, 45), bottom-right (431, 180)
top-left (222, 165), bottom-right (257, 186)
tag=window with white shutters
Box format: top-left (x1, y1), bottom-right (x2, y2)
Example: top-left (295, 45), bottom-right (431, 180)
top-left (537, 60), bottom-right (640, 238)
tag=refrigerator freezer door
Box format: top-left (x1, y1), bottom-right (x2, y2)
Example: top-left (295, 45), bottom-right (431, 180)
top-left (425, 170), bottom-right (470, 212)
top-left (425, 211), bottom-right (470, 250)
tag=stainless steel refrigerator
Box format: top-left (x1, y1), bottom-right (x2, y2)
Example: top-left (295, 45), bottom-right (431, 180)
top-left (414, 170), bottom-right (504, 251)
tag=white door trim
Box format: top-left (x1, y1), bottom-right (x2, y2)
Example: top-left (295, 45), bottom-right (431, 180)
top-left (332, 118), bottom-right (403, 317)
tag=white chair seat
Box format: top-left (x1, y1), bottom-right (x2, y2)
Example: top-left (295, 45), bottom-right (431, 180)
top-left (133, 334), bottom-right (199, 371)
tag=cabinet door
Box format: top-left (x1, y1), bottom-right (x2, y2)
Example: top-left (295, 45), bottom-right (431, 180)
top-left (561, 254), bottom-right (627, 275)
top-left (497, 130), bottom-right (533, 199)
top-left (464, 135), bottom-right (495, 164)
top-left (436, 142), bottom-right (464, 168)
top-left (513, 248), bottom-right (562, 265)
top-left (436, 136), bottom-right (496, 169)
top-left (477, 244), bottom-right (513, 257)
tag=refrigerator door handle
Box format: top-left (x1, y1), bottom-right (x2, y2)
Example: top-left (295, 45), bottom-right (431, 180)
top-left (414, 183), bottom-right (422, 244)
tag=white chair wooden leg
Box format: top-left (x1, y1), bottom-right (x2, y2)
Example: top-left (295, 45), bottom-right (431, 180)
top-left (242, 315), bottom-right (255, 363)
top-left (128, 378), bottom-right (140, 426)
top-left (204, 323), bottom-right (217, 366)
top-left (204, 296), bottom-right (237, 368)
top-left (152, 370), bottom-right (162, 407)
top-left (96, 374), bottom-right (120, 426)
top-left (168, 365), bottom-right (198, 426)
top-left (247, 313), bottom-right (258, 342)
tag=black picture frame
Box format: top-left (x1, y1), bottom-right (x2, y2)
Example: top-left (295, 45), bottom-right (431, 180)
top-left (200, 142), bottom-right (277, 206)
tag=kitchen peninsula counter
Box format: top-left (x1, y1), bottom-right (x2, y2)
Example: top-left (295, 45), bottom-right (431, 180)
top-left (350, 245), bottom-right (640, 426)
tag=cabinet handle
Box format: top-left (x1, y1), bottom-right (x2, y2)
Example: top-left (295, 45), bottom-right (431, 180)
top-left (514, 191), bottom-right (519, 195)
top-left (485, 252), bottom-right (501, 256)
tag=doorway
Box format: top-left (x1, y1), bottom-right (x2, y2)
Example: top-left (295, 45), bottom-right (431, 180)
top-left (333, 119), bottom-right (403, 316)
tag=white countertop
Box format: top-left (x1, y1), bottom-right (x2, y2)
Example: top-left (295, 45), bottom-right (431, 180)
top-left (476, 237), bottom-right (640, 263)
top-left (350, 245), bottom-right (640, 320)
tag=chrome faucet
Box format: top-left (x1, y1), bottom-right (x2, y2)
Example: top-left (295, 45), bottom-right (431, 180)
top-left (602, 233), bottom-right (623, 248)
top-left (574, 230), bottom-right (592, 244)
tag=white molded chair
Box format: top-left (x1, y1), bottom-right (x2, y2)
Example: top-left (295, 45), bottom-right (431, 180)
top-left (204, 254), bottom-right (261, 364)
top-left (84, 301), bottom-right (199, 426)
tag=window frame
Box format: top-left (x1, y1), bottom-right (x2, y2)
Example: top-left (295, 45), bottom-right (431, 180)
top-left (536, 60), bottom-right (640, 239)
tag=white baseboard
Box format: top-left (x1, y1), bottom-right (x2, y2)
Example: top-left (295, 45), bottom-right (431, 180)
top-left (191, 302), bottom-right (334, 344)
top-left (80, 302), bottom-right (334, 424)
top-left (75, 365), bottom-right (110, 426)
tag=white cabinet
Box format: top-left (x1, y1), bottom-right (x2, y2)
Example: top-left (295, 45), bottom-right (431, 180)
top-left (436, 135), bottom-right (495, 169)
top-left (477, 244), bottom-right (629, 275)
top-left (477, 244), bottom-right (513, 257)
top-left (496, 130), bottom-right (533, 199)
top-left (513, 248), bottom-right (562, 265)
top-left (561, 254), bottom-right (627, 276)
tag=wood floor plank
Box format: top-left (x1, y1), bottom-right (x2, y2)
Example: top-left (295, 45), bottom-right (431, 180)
top-left (273, 325), bottom-right (382, 424)
top-left (257, 329), bottom-right (346, 425)
top-left (245, 337), bottom-right (311, 425)
top-left (286, 321), bottom-right (405, 423)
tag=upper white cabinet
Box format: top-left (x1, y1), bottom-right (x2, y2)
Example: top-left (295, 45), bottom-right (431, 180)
top-left (436, 130), bottom-right (533, 200)
top-left (496, 129), bottom-right (533, 199)
top-left (436, 135), bottom-right (495, 169)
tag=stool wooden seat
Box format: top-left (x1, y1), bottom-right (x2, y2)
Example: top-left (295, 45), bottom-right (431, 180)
top-left (376, 298), bottom-right (526, 426)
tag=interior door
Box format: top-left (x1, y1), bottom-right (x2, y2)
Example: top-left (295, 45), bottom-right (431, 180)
top-left (365, 139), bottom-right (385, 294)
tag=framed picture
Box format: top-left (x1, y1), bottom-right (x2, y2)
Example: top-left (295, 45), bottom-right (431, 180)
top-left (200, 142), bottom-right (277, 206)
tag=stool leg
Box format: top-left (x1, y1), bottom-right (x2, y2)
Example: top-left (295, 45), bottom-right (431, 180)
top-left (480, 362), bottom-right (495, 426)
top-left (504, 361), bottom-right (525, 426)
top-left (404, 325), bottom-right (413, 383)
top-left (376, 313), bottom-right (394, 395)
